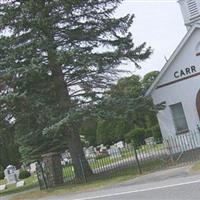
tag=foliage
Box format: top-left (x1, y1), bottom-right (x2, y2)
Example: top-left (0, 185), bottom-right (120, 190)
top-left (152, 125), bottom-right (162, 143)
top-left (145, 125), bottom-right (162, 142)
top-left (94, 73), bottom-right (162, 145)
top-left (79, 118), bottom-right (98, 147)
top-left (96, 118), bottom-right (126, 145)
top-left (145, 128), bottom-right (153, 139)
top-left (142, 71), bottom-right (160, 93)
top-left (0, 113), bottom-right (21, 168)
top-left (108, 75), bottom-right (143, 98)
top-left (0, 165), bottom-right (4, 180)
top-left (0, 172), bottom-right (4, 180)
top-left (0, 0), bottom-right (152, 178)
top-left (19, 170), bottom-right (31, 180)
top-left (125, 128), bottom-right (146, 147)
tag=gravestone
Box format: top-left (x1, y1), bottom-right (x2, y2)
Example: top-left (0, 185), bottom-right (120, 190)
top-left (84, 146), bottom-right (96, 163)
top-left (30, 162), bottom-right (37, 173)
top-left (61, 151), bottom-right (72, 165)
top-left (108, 145), bottom-right (121, 158)
top-left (0, 184), bottom-right (6, 191)
top-left (85, 146), bottom-right (96, 159)
top-left (96, 145), bottom-right (108, 156)
top-left (4, 165), bottom-right (18, 184)
top-left (145, 137), bottom-right (155, 146)
top-left (125, 143), bottom-right (132, 150)
top-left (16, 180), bottom-right (25, 188)
top-left (100, 147), bottom-right (108, 156)
top-left (116, 141), bottom-right (124, 149)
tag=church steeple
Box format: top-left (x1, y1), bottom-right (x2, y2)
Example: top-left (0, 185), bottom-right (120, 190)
top-left (178, 0), bottom-right (200, 29)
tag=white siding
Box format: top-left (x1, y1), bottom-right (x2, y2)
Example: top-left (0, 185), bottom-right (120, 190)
top-left (151, 28), bottom-right (200, 139)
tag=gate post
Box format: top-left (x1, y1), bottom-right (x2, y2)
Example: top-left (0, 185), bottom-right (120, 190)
top-left (42, 152), bottom-right (64, 188)
top-left (131, 140), bottom-right (142, 174)
top-left (166, 139), bottom-right (174, 165)
top-left (36, 162), bottom-right (48, 190)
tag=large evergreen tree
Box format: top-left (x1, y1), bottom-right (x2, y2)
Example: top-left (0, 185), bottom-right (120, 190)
top-left (0, 0), bottom-right (152, 179)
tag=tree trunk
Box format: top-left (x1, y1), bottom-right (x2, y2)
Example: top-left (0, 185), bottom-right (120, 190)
top-left (67, 128), bottom-right (93, 181)
top-left (44, 7), bottom-right (93, 180)
top-left (49, 60), bottom-right (93, 179)
top-left (49, 65), bottom-right (93, 180)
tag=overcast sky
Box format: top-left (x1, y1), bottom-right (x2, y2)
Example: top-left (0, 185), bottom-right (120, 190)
top-left (116, 0), bottom-right (187, 77)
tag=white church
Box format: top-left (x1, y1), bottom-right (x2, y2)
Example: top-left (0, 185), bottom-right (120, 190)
top-left (146, 0), bottom-right (200, 140)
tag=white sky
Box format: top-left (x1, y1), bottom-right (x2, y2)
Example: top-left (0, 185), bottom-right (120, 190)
top-left (116, 0), bottom-right (187, 77)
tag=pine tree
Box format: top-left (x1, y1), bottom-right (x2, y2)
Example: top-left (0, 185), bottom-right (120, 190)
top-left (0, 0), bottom-right (152, 179)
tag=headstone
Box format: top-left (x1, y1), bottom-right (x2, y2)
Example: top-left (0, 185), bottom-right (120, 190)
top-left (4, 165), bottom-right (18, 184)
top-left (100, 147), bottom-right (108, 156)
top-left (61, 150), bottom-right (72, 165)
top-left (95, 145), bottom-right (108, 157)
top-left (145, 137), bottom-right (155, 145)
top-left (97, 144), bottom-right (106, 151)
top-left (30, 162), bottom-right (37, 173)
top-left (116, 141), bottom-right (124, 149)
top-left (85, 146), bottom-right (96, 159)
top-left (99, 144), bottom-right (104, 149)
top-left (0, 184), bottom-right (6, 191)
top-left (61, 160), bottom-right (65, 166)
top-left (127, 143), bottom-right (134, 151)
top-left (108, 145), bottom-right (121, 158)
top-left (16, 180), bottom-right (25, 188)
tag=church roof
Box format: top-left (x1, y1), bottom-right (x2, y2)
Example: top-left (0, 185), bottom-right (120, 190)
top-left (146, 24), bottom-right (200, 96)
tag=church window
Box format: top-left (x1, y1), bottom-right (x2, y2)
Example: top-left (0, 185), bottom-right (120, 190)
top-left (170, 103), bottom-right (189, 134)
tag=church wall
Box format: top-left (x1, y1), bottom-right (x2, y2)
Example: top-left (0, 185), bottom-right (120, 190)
top-left (151, 28), bottom-right (200, 139)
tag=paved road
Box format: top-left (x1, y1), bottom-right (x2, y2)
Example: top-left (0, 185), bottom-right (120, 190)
top-left (41, 167), bottom-right (200, 200)
top-left (2, 166), bottom-right (199, 200)
top-left (69, 179), bottom-right (200, 200)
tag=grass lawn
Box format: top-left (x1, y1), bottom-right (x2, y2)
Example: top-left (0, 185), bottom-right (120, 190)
top-left (0, 179), bottom-right (6, 185)
top-left (190, 161), bottom-right (200, 171)
top-left (10, 159), bottom-right (164, 200)
top-left (0, 175), bottom-right (39, 197)
top-left (137, 143), bottom-right (165, 154)
top-left (61, 144), bottom-right (165, 182)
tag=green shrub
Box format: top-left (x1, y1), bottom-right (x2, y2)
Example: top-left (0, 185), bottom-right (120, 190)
top-left (0, 165), bottom-right (4, 180)
top-left (152, 125), bottom-right (162, 143)
top-left (19, 170), bottom-right (31, 179)
top-left (145, 128), bottom-right (153, 138)
top-left (125, 128), bottom-right (146, 148)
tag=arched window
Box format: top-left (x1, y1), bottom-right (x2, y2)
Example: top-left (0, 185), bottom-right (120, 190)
top-left (197, 89), bottom-right (200, 119)
top-left (196, 42), bottom-right (200, 56)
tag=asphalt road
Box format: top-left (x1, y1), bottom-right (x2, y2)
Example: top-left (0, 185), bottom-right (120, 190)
top-left (70, 179), bottom-right (200, 200)
top-left (42, 167), bottom-right (200, 200)
top-left (2, 166), bottom-right (200, 200)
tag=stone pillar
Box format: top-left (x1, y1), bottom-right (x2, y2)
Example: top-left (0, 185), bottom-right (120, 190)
top-left (42, 152), bottom-right (63, 188)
